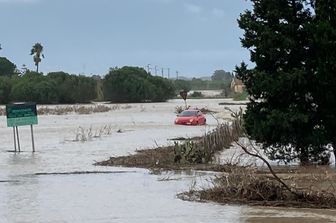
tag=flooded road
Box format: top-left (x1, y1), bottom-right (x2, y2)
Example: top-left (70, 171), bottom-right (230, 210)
top-left (0, 99), bottom-right (335, 222)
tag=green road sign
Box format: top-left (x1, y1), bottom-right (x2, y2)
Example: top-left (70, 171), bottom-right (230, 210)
top-left (6, 103), bottom-right (38, 127)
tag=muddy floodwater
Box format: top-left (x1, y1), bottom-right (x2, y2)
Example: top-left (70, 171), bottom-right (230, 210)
top-left (0, 99), bottom-right (335, 223)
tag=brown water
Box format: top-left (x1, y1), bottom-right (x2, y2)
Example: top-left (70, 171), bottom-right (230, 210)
top-left (0, 99), bottom-right (335, 222)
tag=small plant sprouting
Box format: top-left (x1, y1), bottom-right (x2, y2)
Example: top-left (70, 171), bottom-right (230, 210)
top-left (72, 124), bottom-right (118, 142)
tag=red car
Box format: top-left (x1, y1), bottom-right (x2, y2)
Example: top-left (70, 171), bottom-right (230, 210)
top-left (175, 109), bottom-right (206, 125)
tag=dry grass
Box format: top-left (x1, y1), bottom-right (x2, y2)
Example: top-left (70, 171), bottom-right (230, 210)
top-left (95, 145), bottom-right (242, 172)
top-left (72, 125), bottom-right (120, 142)
top-left (0, 104), bottom-right (133, 116)
top-left (38, 106), bottom-right (73, 115)
top-left (180, 167), bottom-right (336, 209)
top-left (36, 104), bottom-right (132, 115)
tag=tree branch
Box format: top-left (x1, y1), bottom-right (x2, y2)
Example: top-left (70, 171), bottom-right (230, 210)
top-left (235, 140), bottom-right (300, 197)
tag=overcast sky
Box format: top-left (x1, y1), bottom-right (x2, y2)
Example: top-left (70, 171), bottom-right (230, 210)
top-left (0, 0), bottom-right (251, 77)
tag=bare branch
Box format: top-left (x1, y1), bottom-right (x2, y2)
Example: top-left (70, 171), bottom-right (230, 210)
top-left (235, 140), bottom-right (300, 197)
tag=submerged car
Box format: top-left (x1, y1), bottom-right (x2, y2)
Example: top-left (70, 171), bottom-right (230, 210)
top-left (175, 109), bottom-right (206, 125)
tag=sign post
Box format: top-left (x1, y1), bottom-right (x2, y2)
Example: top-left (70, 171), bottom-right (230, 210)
top-left (30, 125), bottom-right (35, 152)
top-left (179, 90), bottom-right (188, 109)
top-left (6, 103), bottom-right (38, 153)
top-left (15, 126), bottom-right (21, 152)
top-left (13, 127), bottom-right (17, 152)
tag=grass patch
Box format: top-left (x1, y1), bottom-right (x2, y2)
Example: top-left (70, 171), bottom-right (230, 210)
top-left (233, 91), bottom-right (248, 101)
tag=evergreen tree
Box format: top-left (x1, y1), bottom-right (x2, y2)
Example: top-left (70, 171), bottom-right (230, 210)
top-left (313, 0), bottom-right (336, 161)
top-left (236, 0), bottom-right (327, 164)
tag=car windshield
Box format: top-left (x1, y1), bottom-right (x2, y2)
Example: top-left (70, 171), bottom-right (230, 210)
top-left (179, 110), bottom-right (198, 117)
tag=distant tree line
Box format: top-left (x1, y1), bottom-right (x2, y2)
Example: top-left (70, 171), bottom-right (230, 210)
top-left (0, 41), bottom-right (236, 104)
top-left (0, 58), bottom-right (180, 104)
top-left (0, 70), bottom-right (97, 104)
top-left (0, 69), bottom-right (176, 104)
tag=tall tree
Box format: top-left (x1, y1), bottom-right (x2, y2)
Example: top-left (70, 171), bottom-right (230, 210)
top-left (30, 43), bottom-right (44, 73)
top-left (312, 0), bottom-right (336, 161)
top-left (236, 0), bottom-right (327, 164)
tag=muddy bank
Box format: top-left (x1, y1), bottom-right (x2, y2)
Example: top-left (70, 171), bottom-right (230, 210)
top-left (96, 145), bottom-right (336, 209)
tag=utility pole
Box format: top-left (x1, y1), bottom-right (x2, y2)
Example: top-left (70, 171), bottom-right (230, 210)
top-left (176, 71), bottom-right (179, 80)
top-left (161, 68), bottom-right (164, 77)
top-left (167, 68), bottom-right (170, 79)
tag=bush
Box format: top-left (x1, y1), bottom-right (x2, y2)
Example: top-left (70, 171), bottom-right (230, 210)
top-left (8, 71), bottom-right (97, 104)
top-left (0, 76), bottom-right (12, 104)
top-left (47, 72), bottom-right (97, 103)
top-left (10, 72), bottom-right (56, 103)
top-left (103, 66), bottom-right (175, 103)
top-left (190, 91), bottom-right (203, 98)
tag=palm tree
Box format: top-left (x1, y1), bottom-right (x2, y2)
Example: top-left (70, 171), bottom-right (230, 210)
top-left (30, 43), bottom-right (44, 73)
